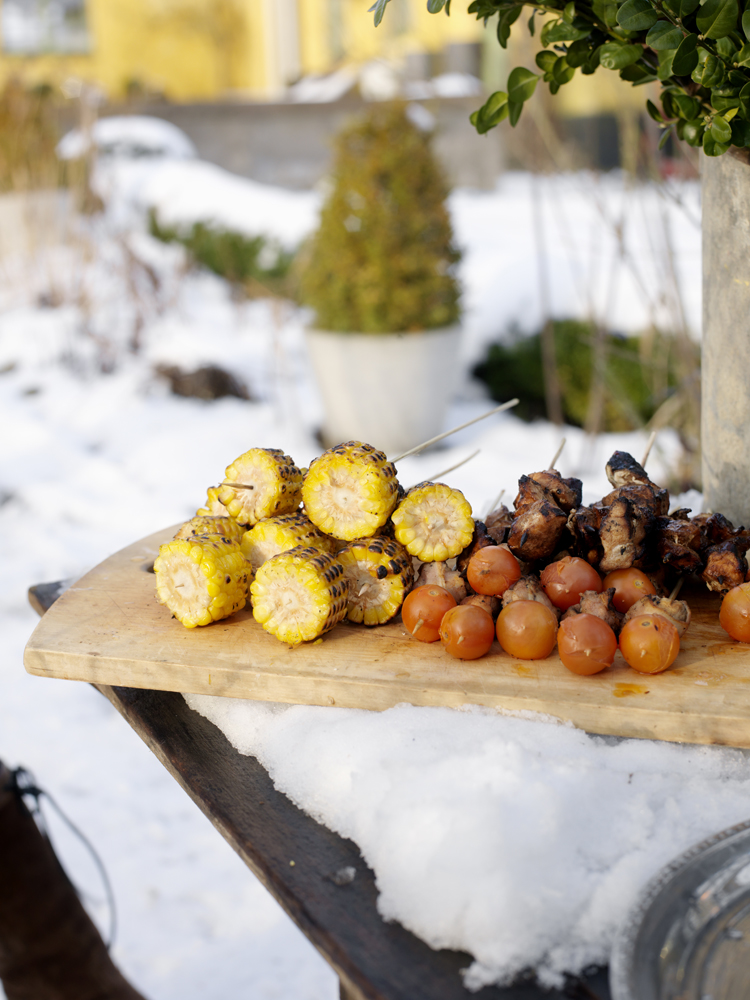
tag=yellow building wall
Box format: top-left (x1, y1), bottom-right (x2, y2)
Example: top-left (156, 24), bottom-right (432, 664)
top-left (0, 0), bottom-right (268, 100)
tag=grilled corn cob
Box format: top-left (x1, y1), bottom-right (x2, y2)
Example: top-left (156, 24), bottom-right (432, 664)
top-left (175, 515), bottom-right (245, 544)
top-left (154, 535), bottom-right (250, 628)
top-left (391, 482), bottom-right (474, 562)
top-left (338, 537), bottom-right (414, 626)
top-left (218, 448), bottom-right (303, 526)
top-left (196, 486), bottom-right (230, 517)
top-left (251, 546), bottom-right (348, 644)
top-left (302, 441), bottom-right (399, 541)
top-left (241, 511), bottom-right (336, 572)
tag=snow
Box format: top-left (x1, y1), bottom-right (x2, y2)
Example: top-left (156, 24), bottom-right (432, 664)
top-left (0, 153), bottom-right (713, 997)
top-left (57, 115), bottom-right (197, 161)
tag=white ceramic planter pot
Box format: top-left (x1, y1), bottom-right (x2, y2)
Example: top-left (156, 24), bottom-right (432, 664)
top-left (305, 325), bottom-right (462, 457)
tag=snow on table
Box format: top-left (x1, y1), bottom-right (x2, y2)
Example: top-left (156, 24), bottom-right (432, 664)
top-left (0, 160), bottom-right (710, 997)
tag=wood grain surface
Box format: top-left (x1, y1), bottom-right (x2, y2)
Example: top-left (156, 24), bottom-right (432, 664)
top-left (29, 582), bottom-right (612, 1000)
top-left (24, 526), bottom-right (750, 748)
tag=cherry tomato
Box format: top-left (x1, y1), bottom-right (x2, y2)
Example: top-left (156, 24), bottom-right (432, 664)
top-left (402, 585), bottom-right (456, 643)
top-left (720, 583), bottom-right (750, 642)
top-left (495, 600), bottom-right (558, 659)
top-left (557, 614), bottom-right (617, 676)
top-left (540, 556), bottom-right (603, 611)
top-left (466, 546), bottom-right (521, 596)
top-left (602, 568), bottom-right (657, 613)
top-left (439, 605), bottom-right (495, 660)
top-left (619, 614), bottom-right (680, 674)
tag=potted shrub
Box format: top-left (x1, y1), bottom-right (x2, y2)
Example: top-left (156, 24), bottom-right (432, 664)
top-left (300, 102), bottom-right (462, 456)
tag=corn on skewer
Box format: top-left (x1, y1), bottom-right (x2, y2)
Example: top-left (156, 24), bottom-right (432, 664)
top-left (303, 441), bottom-right (399, 541)
top-left (391, 481), bottom-right (474, 561)
top-left (251, 546), bottom-right (348, 644)
top-left (154, 535), bottom-right (250, 628)
top-left (218, 448), bottom-right (303, 526)
top-left (174, 515), bottom-right (245, 544)
top-left (196, 486), bottom-right (230, 517)
top-left (241, 511), bottom-right (336, 572)
top-left (338, 538), bottom-right (414, 625)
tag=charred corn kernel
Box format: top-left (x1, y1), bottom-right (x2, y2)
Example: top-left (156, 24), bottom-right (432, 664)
top-left (391, 482), bottom-right (474, 562)
top-left (241, 511), bottom-right (336, 572)
top-left (218, 448), bottom-right (303, 526)
top-left (302, 441), bottom-right (399, 541)
top-left (174, 515), bottom-right (244, 544)
top-left (154, 535), bottom-right (250, 628)
top-left (338, 537), bottom-right (414, 626)
top-left (196, 487), bottom-right (231, 517)
top-left (251, 546), bottom-right (349, 644)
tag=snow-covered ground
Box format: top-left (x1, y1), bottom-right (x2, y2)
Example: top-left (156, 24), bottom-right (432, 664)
top-left (0, 152), bottom-right (724, 998)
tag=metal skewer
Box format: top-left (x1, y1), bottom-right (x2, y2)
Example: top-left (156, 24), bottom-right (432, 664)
top-left (547, 437), bottom-right (566, 471)
top-left (641, 429), bottom-right (657, 468)
top-left (412, 448), bottom-right (480, 488)
top-left (390, 398), bottom-right (519, 463)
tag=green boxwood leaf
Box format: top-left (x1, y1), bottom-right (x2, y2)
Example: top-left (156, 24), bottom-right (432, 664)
top-left (696, 0), bottom-right (739, 40)
top-left (646, 98), bottom-right (665, 120)
top-left (528, 12), bottom-right (536, 35)
top-left (617, 0), bottom-right (660, 30)
top-left (716, 36), bottom-right (738, 57)
top-left (672, 33), bottom-right (699, 74)
top-left (566, 39), bottom-right (594, 66)
top-left (473, 90), bottom-right (510, 133)
top-left (536, 50), bottom-right (558, 71)
top-left (710, 115), bottom-right (733, 141)
top-left (646, 20), bottom-right (685, 49)
top-left (368, 0), bottom-right (392, 26)
top-left (600, 41), bottom-right (643, 67)
top-left (683, 118), bottom-right (706, 143)
top-left (592, 0), bottom-right (620, 26)
top-left (541, 19), bottom-right (590, 42)
top-left (553, 56), bottom-right (577, 83)
top-left (671, 92), bottom-right (701, 116)
top-left (497, 5), bottom-right (522, 47)
top-left (563, 1), bottom-right (577, 22)
top-left (508, 67), bottom-right (540, 103)
top-left (743, 7), bottom-right (750, 37)
top-left (621, 63), bottom-right (657, 80)
top-left (663, 0), bottom-right (700, 15)
top-left (692, 50), bottom-right (725, 85)
top-left (508, 99), bottom-right (524, 126)
top-left (658, 125), bottom-right (675, 149)
top-left (703, 131), bottom-right (731, 153)
top-left (739, 79), bottom-right (750, 114)
top-left (658, 49), bottom-right (677, 77)
top-left (712, 92), bottom-right (741, 109)
top-left (427, 0), bottom-right (447, 11)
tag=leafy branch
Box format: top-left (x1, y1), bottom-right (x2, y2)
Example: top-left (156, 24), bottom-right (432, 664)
top-left (373, 0), bottom-right (750, 155)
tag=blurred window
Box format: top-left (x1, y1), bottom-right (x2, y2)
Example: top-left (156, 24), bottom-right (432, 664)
top-left (2, 0), bottom-right (90, 54)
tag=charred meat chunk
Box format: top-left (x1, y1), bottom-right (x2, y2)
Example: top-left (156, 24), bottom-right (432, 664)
top-left (598, 497), bottom-right (654, 574)
top-left (415, 561), bottom-right (467, 604)
top-left (461, 593), bottom-right (501, 618)
top-left (693, 512), bottom-right (744, 549)
top-left (485, 504), bottom-right (512, 544)
top-left (623, 595), bottom-right (691, 637)
top-left (502, 575), bottom-right (558, 616)
top-left (508, 499), bottom-right (568, 562)
top-left (562, 587), bottom-right (622, 633)
top-left (456, 520), bottom-right (495, 576)
top-left (600, 483), bottom-right (669, 517)
top-left (656, 517), bottom-right (704, 574)
top-left (567, 505), bottom-right (604, 566)
top-left (702, 540), bottom-right (748, 594)
top-left (515, 471), bottom-right (582, 514)
top-left (605, 451), bottom-right (652, 489)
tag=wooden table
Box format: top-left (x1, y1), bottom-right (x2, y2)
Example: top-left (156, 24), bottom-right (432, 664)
top-left (29, 580), bottom-right (611, 1000)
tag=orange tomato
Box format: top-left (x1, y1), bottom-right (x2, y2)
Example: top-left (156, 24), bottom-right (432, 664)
top-left (602, 568), bottom-right (657, 613)
top-left (439, 605), bottom-right (495, 660)
top-left (540, 556), bottom-right (603, 611)
top-left (619, 614), bottom-right (680, 674)
top-left (402, 585), bottom-right (456, 643)
top-left (466, 546), bottom-right (522, 596)
top-left (720, 583), bottom-right (750, 642)
top-left (557, 614), bottom-right (617, 676)
top-left (495, 600), bottom-right (558, 659)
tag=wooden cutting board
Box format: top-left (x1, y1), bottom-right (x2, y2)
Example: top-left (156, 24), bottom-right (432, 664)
top-left (23, 525), bottom-right (750, 748)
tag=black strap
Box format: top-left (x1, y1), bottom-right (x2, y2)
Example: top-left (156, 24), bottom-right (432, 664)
top-left (5, 766), bottom-right (117, 949)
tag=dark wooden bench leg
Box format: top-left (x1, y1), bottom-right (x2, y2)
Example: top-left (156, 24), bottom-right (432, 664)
top-left (0, 761), bottom-right (148, 1000)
